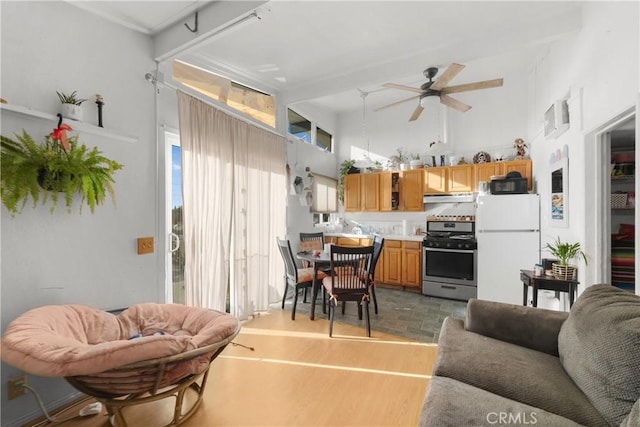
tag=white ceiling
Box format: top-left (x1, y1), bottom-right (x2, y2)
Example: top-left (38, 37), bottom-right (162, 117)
top-left (69, 1), bottom-right (584, 113)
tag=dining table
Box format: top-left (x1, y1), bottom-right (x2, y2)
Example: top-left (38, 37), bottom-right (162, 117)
top-left (295, 250), bottom-right (330, 320)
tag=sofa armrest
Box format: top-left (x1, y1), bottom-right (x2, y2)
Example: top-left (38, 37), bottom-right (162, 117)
top-left (464, 299), bottom-right (569, 356)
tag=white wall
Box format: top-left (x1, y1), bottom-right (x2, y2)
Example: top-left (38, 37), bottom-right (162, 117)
top-left (527, 1), bottom-right (639, 293)
top-left (0, 2), bottom-right (158, 425)
top-left (285, 102), bottom-right (339, 245)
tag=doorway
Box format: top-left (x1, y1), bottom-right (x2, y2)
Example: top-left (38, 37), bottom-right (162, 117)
top-left (593, 110), bottom-right (637, 294)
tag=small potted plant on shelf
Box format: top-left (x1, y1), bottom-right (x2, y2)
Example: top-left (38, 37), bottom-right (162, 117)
top-left (390, 148), bottom-right (410, 170)
top-left (57, 90), bottom-right (87, 121)
top-left (544, 237), bottom-right (588, 280)
top-left (0, 115), bottom-right (124, 215)
top-left (409, 153), bottom-right (424, 169)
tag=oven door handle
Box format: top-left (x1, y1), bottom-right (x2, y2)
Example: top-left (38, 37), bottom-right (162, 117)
top-left (424, 247), bottom-right (476, 254)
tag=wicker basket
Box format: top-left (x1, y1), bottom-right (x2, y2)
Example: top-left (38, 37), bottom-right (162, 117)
top-left (552, 263), bottom-right (576, 280)
top-left (611, 192), bottom-right (628, 209)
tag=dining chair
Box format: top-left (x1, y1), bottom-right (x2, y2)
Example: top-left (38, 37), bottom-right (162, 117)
top-left (299, 232), bottom-right (325, 266)
top-left (322, 245), bottom-right (374, 337)
top-left (366, 235), bottom-right (385, 314)
top-left (277, 238), bottom-right (326, 320)
top-left (299, 232), bottom-right (328, 302)
top-left (340, 236), bottom-right (384, 316)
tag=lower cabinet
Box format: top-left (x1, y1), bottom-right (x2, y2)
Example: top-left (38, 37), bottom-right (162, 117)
top-left (380, 239), bottom-right (421, 288)
top-left (325, 236), bottom-right (421, 288)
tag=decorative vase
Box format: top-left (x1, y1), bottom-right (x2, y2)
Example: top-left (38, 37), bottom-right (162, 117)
top-left (552, 263), bottom-right (576, 280)
top-left (400, 162), bottom-right (410, 171)
top-left (61, 103), bottom-right (83, 121)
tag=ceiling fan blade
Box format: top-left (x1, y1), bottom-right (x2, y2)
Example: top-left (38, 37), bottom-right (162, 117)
top-left (431, 63), bottom-right (465, 91)
top-left (409, 105), bottom-right (424, 122)
top-left (440, 95), bottom-right (472, 112)
top-left (441, 78), bottom-right (504, 95)
top-left (383, 83), bottom-right (425, 94)
top-left (374, 94), bottom-right (420, 112)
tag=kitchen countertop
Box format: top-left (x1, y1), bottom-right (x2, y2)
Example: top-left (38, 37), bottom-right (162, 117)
top-left (325, 232), bottom-right (424, 242)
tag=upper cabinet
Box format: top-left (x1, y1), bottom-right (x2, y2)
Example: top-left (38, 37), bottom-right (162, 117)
top-left (344, 173), bottom-right (379, 212)
top-left (424, 167), bottom-right (448, 194)
top-left (344, 174), bottom-right (361, 212)
top-left (447, 165), bottom-right (474, 193)
top-left (503, 160), bottom-right (533, 191)
top-left (402, 169), bottom-right (424, 211)
top-left (343, 159), bottom-right (533, 211)
top-left (379, 172), bottom-right (400, 211)
top-left (361, 173), bottom-right (380, 211)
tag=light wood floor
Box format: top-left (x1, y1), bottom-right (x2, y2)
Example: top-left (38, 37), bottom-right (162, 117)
top-left (32, 310), bottom-right (437, 426)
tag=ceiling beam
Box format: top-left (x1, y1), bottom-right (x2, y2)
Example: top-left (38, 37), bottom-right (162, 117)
top-left (153, 1), bottom-right (268, 62)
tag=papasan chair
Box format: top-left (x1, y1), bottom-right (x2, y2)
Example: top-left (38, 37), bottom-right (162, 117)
top-left (1, 303), bottom-right (241, 427)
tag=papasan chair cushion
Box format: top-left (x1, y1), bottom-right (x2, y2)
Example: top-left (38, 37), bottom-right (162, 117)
top-left (1, 303), bottom-right (240, 379)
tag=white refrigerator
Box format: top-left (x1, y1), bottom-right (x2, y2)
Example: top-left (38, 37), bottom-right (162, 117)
top-left (476, 194), bottom-right (540, 305)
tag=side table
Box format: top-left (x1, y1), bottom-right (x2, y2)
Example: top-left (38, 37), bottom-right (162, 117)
top-left (520, 269), bottom-right (579, 308)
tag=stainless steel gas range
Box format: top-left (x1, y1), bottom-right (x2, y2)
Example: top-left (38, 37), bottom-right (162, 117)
top-left (422, 216), bottom-right (477, 301)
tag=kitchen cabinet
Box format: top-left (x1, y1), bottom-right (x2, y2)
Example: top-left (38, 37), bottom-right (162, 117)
top-left (401, 169), bottom-right (424, 211)
top-left (344, 173), bottom-right (379, 212)
top-left (473, 159), bottom-right (533, 191)
top-left (448, 164), bottom-right (474, 193)
top-left (402, 241), bottom-right (422, 287)
top-left (344, 174), bottom-right (361, 212)
top-left (382, 240), bottom-right (403, 284)
top-left (347, 171), bottom-right (421, 212)
top-left (382, 240), bottom-right (421, 288)
top-left (379, 172), bottom-right (400, 211)
top-left (361, 173), bottom-right (380, 211)
top-left (503, 159), bottom-right (533, 191)
top-left (474, 162), bottom-right (503, 187)
top-left (424, 167), bottom-right (448, 194)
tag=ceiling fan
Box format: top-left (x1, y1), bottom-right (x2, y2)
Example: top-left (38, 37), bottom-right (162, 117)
top-left (375, 63), bottom-right (503, 122)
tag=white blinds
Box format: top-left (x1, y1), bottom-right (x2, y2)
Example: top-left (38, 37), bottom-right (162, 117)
top-left (312, 174), bottom-right (338, 212)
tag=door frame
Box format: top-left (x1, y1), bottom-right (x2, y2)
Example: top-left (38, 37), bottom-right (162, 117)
top-left (586, 106), bottom-right (637, 291)
top-left (164, 128), bottom-right (181, 303)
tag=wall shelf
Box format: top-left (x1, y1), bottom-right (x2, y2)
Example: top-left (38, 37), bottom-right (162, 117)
top-left (0, 103), bottom-right (137, 143)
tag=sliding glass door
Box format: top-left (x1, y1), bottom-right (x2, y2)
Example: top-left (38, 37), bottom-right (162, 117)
top-left (166, 131), bottom-right (185, 304)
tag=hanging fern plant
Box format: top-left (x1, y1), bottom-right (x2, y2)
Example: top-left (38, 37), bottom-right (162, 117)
top-left (1, 115), bottom-right (124, 215)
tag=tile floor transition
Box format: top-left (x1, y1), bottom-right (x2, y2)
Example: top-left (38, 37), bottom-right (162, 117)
top-left (280, 286), bottom-right (468, 342)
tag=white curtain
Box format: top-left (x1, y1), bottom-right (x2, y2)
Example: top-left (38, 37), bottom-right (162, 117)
top-left (177, 91), bottom-right (286, 319)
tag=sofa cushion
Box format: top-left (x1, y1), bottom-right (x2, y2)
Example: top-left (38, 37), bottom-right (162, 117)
top-left (434, 317), bottom-right (607, 426)
top-left (558, 284), bottom-right (640, 427)
top-left (419, 376), bottom-right (583, 427)
top-left (620, 398), bottom-right (640, 427)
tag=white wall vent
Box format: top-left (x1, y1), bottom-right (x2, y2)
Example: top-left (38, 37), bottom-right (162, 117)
top-left (544, 99), bottom-right (570, 139)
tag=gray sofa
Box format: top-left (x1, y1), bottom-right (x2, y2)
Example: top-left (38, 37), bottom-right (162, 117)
top-left (419, 284), bottom-right (640, 426)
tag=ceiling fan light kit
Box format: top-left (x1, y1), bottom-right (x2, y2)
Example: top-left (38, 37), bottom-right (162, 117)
top-left (377, 63), bottom-right (504, 122)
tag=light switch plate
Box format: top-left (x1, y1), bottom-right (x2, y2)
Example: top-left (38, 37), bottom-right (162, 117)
top-left (137, 237), bottom-right (154, 254)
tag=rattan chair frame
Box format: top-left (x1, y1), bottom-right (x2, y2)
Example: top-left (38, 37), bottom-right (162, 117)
top-left (65, 322), bottom-right (240, 427)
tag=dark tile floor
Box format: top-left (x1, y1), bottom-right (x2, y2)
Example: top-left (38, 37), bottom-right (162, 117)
top-left (283, 287), bottom-right (467, 343)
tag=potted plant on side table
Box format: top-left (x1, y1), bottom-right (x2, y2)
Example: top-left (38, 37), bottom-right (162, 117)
top-left (544, 237), bottom-right (588, 280)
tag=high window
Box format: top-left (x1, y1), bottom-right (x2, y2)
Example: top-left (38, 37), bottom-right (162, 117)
top-left (173, 60), bottom-right (275, 128)
top-left (287, 108), bottom-right (333, 152)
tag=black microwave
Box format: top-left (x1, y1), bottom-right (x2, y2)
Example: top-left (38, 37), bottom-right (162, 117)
top-left (490, 178), bottom-right (528, 194)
